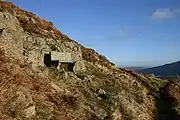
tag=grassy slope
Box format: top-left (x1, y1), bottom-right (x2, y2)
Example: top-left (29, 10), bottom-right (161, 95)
top-left (0, 1), bottom-right (172, 120)
top-left (0, 48), bottom-right (85, 120)
top-left (0, 47), bottom-right (161, 120)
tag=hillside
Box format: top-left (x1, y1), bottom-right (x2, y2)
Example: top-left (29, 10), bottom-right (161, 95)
top-left (0, 1), bottom-right (179, 120)
top-left (138, 61), bottom-right (180, 77)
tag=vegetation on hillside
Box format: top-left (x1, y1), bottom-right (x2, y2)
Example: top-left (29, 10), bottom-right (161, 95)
top-left (0, 1), bottom-right (180, 120)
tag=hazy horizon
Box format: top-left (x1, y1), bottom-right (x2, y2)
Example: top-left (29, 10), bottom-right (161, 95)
top-left (8, 0), bottom-right (180, 66)
top-left (117, 60), bottom-right (180, 68)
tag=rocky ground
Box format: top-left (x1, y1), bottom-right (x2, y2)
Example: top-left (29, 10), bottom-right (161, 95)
top-left (0, 1), bottom-right (179, 120)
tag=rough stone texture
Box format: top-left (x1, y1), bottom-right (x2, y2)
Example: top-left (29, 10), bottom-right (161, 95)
top-left (73, 60), bottom-right (86, 75)
top-left (24, 106), bottom-right (36, 118)
top-left (0, 12), bottom-right (24, 62)
top-left (51, 51), bottom-right (79, 63)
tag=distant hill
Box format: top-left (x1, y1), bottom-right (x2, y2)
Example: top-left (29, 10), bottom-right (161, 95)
top-left (138, 61), bottom-right (180, 77)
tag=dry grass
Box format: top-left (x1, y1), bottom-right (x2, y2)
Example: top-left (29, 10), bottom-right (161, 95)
top-left (0, 1), bottom-right (63, 39)
top-left (81, 46), bottom-right (115, 71)
top-left (0, 48), bottom-right (81, 120)
top-left (167, 81), bottom-right (180, 104)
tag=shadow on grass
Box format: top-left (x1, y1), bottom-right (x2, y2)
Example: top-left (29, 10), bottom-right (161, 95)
top-left (155, 85), bottom-right (180, 120)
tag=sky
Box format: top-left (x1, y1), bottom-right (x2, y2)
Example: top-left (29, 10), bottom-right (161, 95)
top-left (7, 0), bottom-right (180, 67)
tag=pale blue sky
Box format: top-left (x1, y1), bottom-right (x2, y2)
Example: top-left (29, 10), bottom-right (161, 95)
top-left (8, 0), bottom-right (180, 67)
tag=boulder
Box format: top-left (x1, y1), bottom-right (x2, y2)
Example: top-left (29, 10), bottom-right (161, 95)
top-left (24, 105), bottom-right (36, 118)
top-left (73, 60), bottom-right (86, 75)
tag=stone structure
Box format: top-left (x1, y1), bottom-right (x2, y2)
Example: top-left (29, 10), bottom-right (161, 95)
top-left (51, 51), bottom-right (78, 63)
top-left (44, 51), bottom-right (79, 72)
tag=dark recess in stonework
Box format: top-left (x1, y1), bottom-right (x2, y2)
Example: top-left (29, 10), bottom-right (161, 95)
top-left (44, 53), bottom-right (74, 72)
top-left (0, 28), bottom-right (5, 35)
top-left (44, 53), bottom-right (59, 68)
top-left (60, 63), bottom-right (74, 72)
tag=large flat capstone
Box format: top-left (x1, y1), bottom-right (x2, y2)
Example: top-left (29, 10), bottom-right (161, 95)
top-left (51, 51), bottom-right (77, 63)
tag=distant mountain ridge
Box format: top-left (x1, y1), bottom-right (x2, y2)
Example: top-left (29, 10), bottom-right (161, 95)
top-left (123, 66), bottom-right (147, 71)
top-left (138, 61), bottom-right (180, 77)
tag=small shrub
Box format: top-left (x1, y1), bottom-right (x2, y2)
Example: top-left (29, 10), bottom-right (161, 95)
top-left (0, 48), bottom-right (9, 63)
top-left (47, 93), bottom-right (78, 108)
top-left (48, 21), bottom-right (53, 26)
top-left (81, 46), bottom-right (115, 71)
top-left (61, 95), bottom-right (78, 107)
top-left (0, 5), bottom-right (5, 12)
